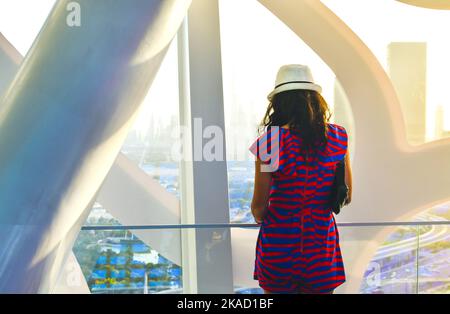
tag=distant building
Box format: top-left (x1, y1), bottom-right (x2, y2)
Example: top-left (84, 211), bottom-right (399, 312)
top-left (387, 42), bottom-right (427, 145)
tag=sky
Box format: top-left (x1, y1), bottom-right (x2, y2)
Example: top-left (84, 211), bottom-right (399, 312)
top-left (0, 0), bottom-right (449, 139)
top-left (0, 0), bottom-right (56, 55)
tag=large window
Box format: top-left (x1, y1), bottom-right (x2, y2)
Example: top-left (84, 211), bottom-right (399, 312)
top-left (322, 0), bottom-right (450, 144)
top-left (1, 1), bottom-right (184, 293)
top-left (218, 0), bottom-right (355, 223)
top-left (74, 37), bottom-right (183, 293)
top-left (120, 38), bottom-right (181, 198)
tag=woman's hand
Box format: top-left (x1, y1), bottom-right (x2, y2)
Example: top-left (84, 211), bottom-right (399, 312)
top-left (253, 205), bottom-right (269, 225)
top-left (254, 216), bottom-right (264, 225)
top-left (344, 194), bottom-right (351, 205)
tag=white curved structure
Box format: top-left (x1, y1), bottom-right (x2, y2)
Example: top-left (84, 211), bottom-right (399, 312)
top-left (0, 33), bottom-right (90, 294)
top-left (0, 0), bottom-right (191, 293)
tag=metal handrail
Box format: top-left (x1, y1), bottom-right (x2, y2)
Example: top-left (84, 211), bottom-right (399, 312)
top-left (80, 220), bottom-right (450, 231)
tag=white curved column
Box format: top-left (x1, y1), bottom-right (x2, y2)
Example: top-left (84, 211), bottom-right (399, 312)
top-left (1, 33), bottom-right (90, 294)
top-left (0, 0), bottom-right (191, 293)
top-left (258, 0), bottom-right (450, 293)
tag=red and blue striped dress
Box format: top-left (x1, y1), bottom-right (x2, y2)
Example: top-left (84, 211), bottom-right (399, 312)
top-left (248, 123), bottom-right (348, 293)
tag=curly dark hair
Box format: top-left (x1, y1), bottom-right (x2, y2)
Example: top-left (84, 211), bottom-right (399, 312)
top-left (259, 89), bottom-right (332, 154)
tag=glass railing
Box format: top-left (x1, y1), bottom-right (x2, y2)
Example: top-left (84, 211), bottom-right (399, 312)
top-left (338, 221), bottom-right (450, 294)
top-left (70, 221), bottom-right (449, 294)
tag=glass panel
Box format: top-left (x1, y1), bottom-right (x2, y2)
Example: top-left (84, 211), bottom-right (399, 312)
top-left (74, 225), bottom-right (266, 294)
top-left (120, 36), bottom-right (181, 198)
top-left (86, 37), bottom-right (182, 227)
top-left (418, 223), bottom-right (450, 293)
top-left (349, 225), bottom-right (420, 294)
top-left (355, 202), bottom-right (450, 294)
top-left (72, 223), bottom-right (450, 294)
top-left (229, 227), bottom-right (263, 294)
top-left (218, 0), bottom-right (355, 224)
top-left (73, 228), bottom-right (182, 294)
top-left (322, 0), bottom-right (450, 144)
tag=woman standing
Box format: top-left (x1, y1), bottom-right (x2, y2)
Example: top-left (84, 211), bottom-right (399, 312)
top-left (249, 64), bottom-right (352, 294)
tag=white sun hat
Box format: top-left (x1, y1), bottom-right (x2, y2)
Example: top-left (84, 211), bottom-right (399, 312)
top-left (267, 64), bottom-right (322, 101)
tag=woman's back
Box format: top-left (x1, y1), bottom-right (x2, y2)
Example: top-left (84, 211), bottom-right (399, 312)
top-left (249, 122), bottom-right (348, 219)
top-left (249, 122), bottom-right (348, 293)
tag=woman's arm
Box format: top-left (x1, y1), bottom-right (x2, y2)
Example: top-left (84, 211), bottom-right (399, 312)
top-left (251, 158), bottom-right (272, 223)
top-left (344, 149), bottom-right (353, 204)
